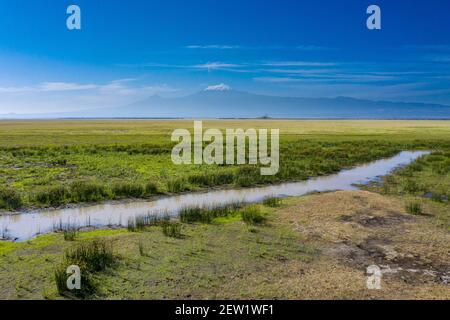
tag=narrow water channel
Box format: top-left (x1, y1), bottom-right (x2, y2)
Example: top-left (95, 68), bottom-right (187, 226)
top-left (0, 151), bottom-right (428, 241)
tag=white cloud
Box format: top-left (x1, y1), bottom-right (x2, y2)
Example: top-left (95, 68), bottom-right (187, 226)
top-left (264, 68), bottom-right (339, 75)
top-left (0, 85), bottom-right (34, 93)
top-left (0, 82), bottom-right (99, 93)
top-left (0, 80), bottom-right (177, 95)
top-left (39, 82), bottom-right (99, 92)
top-left (193, 62), bottom-right (241, 71)
top-left (204, 83), bottom-right (232, 91)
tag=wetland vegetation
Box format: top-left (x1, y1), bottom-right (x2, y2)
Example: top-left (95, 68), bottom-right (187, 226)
top-left (0, 120), bottom-right (448, 300)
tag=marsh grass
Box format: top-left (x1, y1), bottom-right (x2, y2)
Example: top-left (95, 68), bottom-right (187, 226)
top-left (35, 180), bottom-right (159, 207)
top-left (263, 196), bottom-right (282, 207)
top-left (128, 213), bottom-right (170, 232)
top-left (69, 181), bottom-right (110, 202)
top-left (241, 206), bottom-right (266, 225)
top-left (63, 228), bottom-right (78, 241)
top-left (111, 181), bottom-right (158, 199)
top-left (1, 124), bottom-right (434, 211)
top-left (34, 181), bottom-right (109, 206)
top-left (401, 179), bottom-right (421, 193)
top-left (167, 178), bottom-right (189, 193)
top-left (138, 240), bottom-right (146, 256)
top-left (64, 239), bottom-right (115, 273)
top-left (144, 182), bottom-right (158, 195)
top-left (405, 202), bottom-right (423, 215)
top-left (188, 172), bottom-right (234, 187)
top-left (0, 187), bottom-right (22, 210)
top-left (111, 182), bottom-right (145, 198)
top-left (55, 239), bottom-right (115, 298)
top-left (53, 220), bottom-right (79, 242)
top-left (52, 219), bottom-right (78, 233)
top-left (54, 264), bottom-right (97, 298)
top-left (162, 222), bottom-right (182, 238)
top-left (179, 202), bottom-right (243, 224)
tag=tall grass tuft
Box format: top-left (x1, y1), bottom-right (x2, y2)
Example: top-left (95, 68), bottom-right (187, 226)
top-left (34, 185), bottom-right (67, 206)
top-left (64, 239), bottom-right (115, 272)
top-left (188, 172), bottom-right (234, 187)
top-left (167, 178), bottom-right (189, 193)
top-left (405, 202), bottom-right (423, 215)
top-left (262, 196), bottom-right (282, 207)
top-left (111, 182), bottom-right (144, 198)
top-left (128, 213), bottom-right (170, 232)
top-left (0, 187), bottom-right (23, 210)
top-left (401, 179), bottom-right (420, 193)
top-left (138, 239), bottom-right (146, 256)
top-left (69, 181), bottom-right (109, 203)
top-left (241, 206), bottom-right (266, 225)
top-left (35, 181), bottom-right (109, 206)
top-left (63, 228), bottom-right (78, 241)
top-left (144, 182), bottom-right (158, 195)
top-left (54, 264), bottom-right (97, 298)
top-left (110, 181), bottom-right (158, 198)
top-left (162, 222), bottom-right (182, 238)
top-left (55, 239), bottom-right (114, 298)
top-left (179, 202), bottom-right (243, 224)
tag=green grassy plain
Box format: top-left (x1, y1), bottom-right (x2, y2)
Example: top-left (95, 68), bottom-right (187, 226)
top-left (0, 120), bottom-right (449, 300)
top-left (0, 120), bottom-right (449, 210)
top-left (1, 192), bottom-right (448, 300)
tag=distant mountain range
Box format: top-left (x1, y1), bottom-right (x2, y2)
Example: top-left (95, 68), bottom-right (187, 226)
top-left (2, 88), bottom-right (450, 119)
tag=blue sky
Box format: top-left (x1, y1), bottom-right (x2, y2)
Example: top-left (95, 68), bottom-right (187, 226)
top-left (0, 0), bottom-right (450, 113)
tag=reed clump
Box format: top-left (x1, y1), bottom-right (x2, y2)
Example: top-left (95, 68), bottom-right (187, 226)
top-left (127, 213), bottom-right (170, 232)
top-left (241, 206), bottom-right (266, 225)
top-left (162, 222), bottom-right (182, 238)
top-left (167, 178), bottom-right (189, 193)
top-left (405, 202), bottom-right (423, 215)
top-left (0, 187), bottom-right (23, 210)
top-left (55, 239), bottom-right (115, 298)
top-left (262, 196), bottom-right (282, 207)
top-left (179, 202), bottom-right (243, 224)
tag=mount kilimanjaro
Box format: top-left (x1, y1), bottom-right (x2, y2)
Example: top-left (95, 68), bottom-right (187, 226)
top-left (2, 87), bottom-right (450, 119)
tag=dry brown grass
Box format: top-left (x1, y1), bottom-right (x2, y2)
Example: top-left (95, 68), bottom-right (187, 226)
top-left (268, 191), bottom-right (450, 300)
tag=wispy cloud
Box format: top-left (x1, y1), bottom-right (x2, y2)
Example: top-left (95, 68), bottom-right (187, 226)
top-left (185, 44), bottom-right (239, 49)
top-left (118, 60), bottom-right (341, 72)
top-left (254, 73), bottom-right (397, 83)
top-left (39, 82), bottom-right (99, 92)
top-left (262, 61), bottom-right (339, 67)
top-left (185, 44), bottom-right (334, 51)
top-left (192, 62), bottom-right (242, 71)
top-left (0, 80), bottom-right (178, 96)
top-left (262, 68), bottom-right (339, 75)
top-left (253, 77), bottom-right (302, 83)
top-left (0, 82), bottom-right (99, 93)
top-left (0, 85), bottom-right (34, 93)
top-left (204, 83), bottom-right (232, 91)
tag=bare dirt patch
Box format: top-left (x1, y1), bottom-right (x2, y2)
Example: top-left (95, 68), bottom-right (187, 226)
top-left (278, 190), bottom-right (450, 298)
